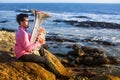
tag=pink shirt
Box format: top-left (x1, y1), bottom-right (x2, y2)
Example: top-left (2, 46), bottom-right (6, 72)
top-left (14, 27), bottom-right (41, 59)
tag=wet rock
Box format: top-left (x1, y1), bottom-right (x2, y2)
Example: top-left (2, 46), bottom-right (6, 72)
top-left (53, 19), bottom-right (65, 23)
top-left (46, 35), bottom-right (77, 42)
top-left (90, 75), bottom-right (120, 80)
top-left (73, 16), bottom-right (91, 19)
top-left (53, 20), bottom-right (120, 29)
top-left (67, 44), bottom-right (86, 58)
top-left (83, 57), bottom-right (94, 65)
top-left (1, 28), bottom-right (16, 32)
top-left (66, 44), bottom-right (86, 66)
top-left (57, 56), bottom-right (70, 67)
top-left (54, 53), bottom-right (67, 57)
top-left (46, 36), bottom-right (65, 42)
top-left (66, 45), bottom-right (73, 48)
top-left (0, 20), bottom-right (9, 23)
top-left (81, 46), bottom-right (104, 55)
top-left (73, 76), bottom-right (89, 80)
top-left (66, 45), bottom-right (118, 66)
top-left (81, 46), bottom-right (118, 66)
top-left (93, 56), bottom-right (110, 65)
top-left (82, 39), bottom-right (116, 46)
top-left (81, 68), bottom-right (96, 78)
top-left (95, 40), bottom-right (116, 46)
top-left (107, 56), bottom-right (119, 65)
top-left (29, 19), bottom-right (34, 22)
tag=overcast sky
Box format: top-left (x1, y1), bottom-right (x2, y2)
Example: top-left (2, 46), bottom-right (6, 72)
top-left (0, 0), bottom-right (120, 3)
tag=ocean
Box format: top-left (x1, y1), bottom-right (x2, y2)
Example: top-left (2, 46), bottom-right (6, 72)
top-left (0, 3), bottom-right (120, 60)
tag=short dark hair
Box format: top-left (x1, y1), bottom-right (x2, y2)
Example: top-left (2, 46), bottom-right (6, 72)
top-left (16, 13), bottom-right (28, 25)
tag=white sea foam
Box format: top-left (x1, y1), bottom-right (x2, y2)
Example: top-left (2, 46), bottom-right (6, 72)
top-left (50, 12), bottom-right (120, 24)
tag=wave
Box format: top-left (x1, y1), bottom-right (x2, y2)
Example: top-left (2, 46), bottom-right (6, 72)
top-left (16, 9), bottom-right (31, 13)
top-left (50, 12), bottom-right (120, 24)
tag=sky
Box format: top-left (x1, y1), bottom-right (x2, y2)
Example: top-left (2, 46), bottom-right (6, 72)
top-left (0, 0), bottom-right (120, 3)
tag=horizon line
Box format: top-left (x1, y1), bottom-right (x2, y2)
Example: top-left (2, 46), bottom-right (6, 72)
top-left (0, 2), bottom-right (120, 4)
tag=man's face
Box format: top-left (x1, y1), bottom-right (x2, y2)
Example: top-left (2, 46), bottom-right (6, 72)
top-left (20, 17), bottom-right (29, 28)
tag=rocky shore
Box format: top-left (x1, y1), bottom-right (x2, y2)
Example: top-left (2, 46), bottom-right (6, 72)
top-left (0, 30), bottom-right (120, 80)
top-left (53, 19), bottom-right (120, 29)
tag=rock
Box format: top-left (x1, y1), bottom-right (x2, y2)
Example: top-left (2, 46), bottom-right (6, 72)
top-left (0, 31), bottom-right (15, 56)
top-left (66, 45), bottom-right (118, 66)
top-left (66, 44), bottom-right (86, 66)
top-left (0, 52), bottom-right (12, 62)
top-left (58, 57), bottom-right (69, 65)
top-left (73, 16), bottom-right (91, 19)
top-left (81, 46), bottom-right (104, 55)
top-left (0, 62), bottom-right (56, 80)
top-left (83, 57), bottom-right (94, 65)
top-left (46, 35), bottom-right (77, 42)
top-left (82, 39), bottom-right (116, 46)
top-left (93, 56), bottom-right (110, 65)
top-left (53, 19), bottom-right (120, 29)
top-left (108, 75), bottom-right (120, 80)
top-left (90, 75), bottom-right (120, 80)
top-left (43, 49), bottom-right (70, 78)
top-left (1, 28), bottom-right (16, 32)
top-left (67, 44), bottom-right (86, 58)
top-left (0, 20), bottom-right (9, 23)
top-left (81, 46), bottom-right (118, 66)
top-left (54, 53), bottom-right (67, 57)
top-left (107, 56), bottom-right (119, 65)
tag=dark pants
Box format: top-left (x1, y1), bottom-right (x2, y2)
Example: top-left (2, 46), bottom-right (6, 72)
top-left (18, 47), bottom-right (45, 63)
top-left (18, 54), bottom-right (45, 63)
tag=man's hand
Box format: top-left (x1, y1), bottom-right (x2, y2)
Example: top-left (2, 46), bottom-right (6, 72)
top-left (36, 27), bottom-right (46, 45)
top-left (37, 27), bottom-right (46, 37)
top-left (39, 38), bottom-right (46, 45)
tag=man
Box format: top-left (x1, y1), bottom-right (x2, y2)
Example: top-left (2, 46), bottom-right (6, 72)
top-left (14, 13), bottom-right (70, 78)
top-left (14, 13), bottom-right (45, 62)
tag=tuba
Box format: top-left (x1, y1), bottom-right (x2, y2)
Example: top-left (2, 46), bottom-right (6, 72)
top-left (30, 10), bottom-right (50, 44)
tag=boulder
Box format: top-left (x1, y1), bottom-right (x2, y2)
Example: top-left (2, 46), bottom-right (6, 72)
top-left (0, 61), bottom-right (56, 80)
top-left (67, 44), bottom-right (86, 58)
top-left (43, 49), bottom-right (70, 78)
top-left (66, 45), bottom-right (118, 66)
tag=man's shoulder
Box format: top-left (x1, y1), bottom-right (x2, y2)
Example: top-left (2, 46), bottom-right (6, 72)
top-left (16, 28), bottom-right (27, 36)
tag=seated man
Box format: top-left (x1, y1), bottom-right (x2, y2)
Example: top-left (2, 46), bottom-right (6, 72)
top-left (14, 13), bottom-right (69, 78)
top-left (14, 13), bottom-right (45, 63)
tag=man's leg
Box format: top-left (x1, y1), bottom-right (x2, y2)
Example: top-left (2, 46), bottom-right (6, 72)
top-left (18, 54), bottom-right (45, 63)
top-left (39, 46), bottom-right (45, 56)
